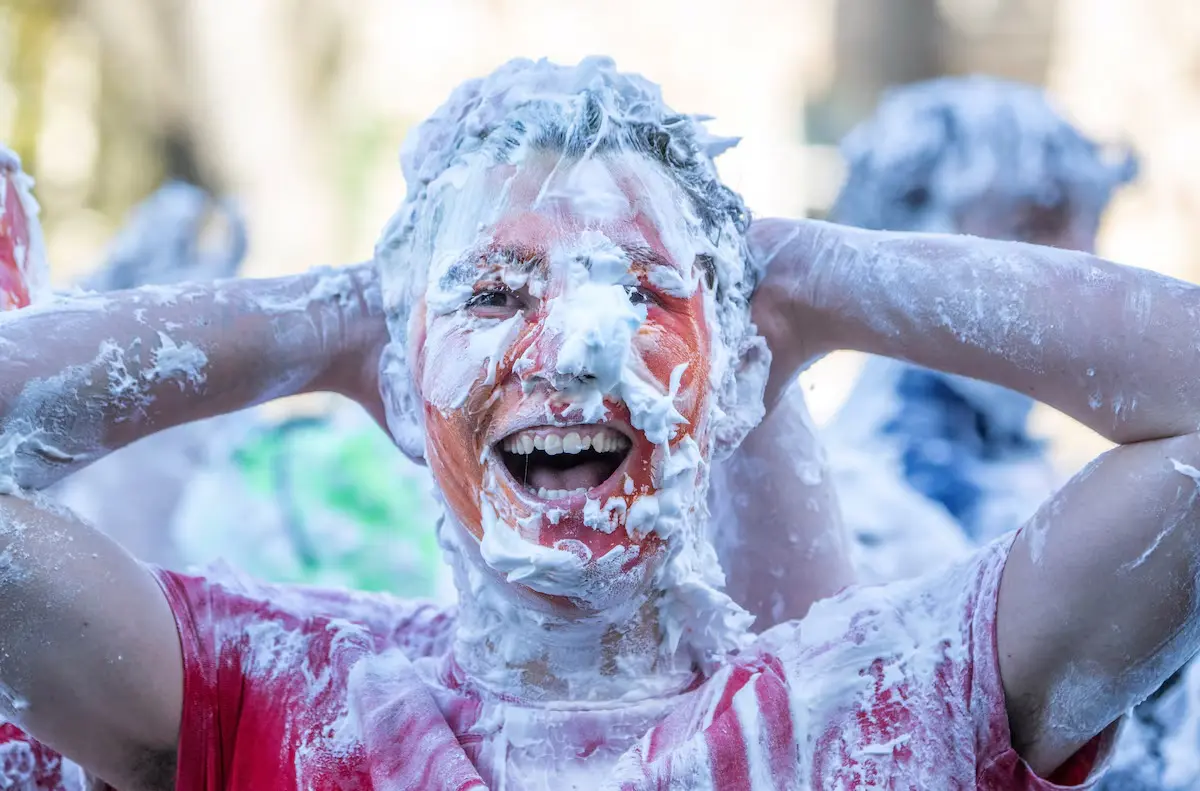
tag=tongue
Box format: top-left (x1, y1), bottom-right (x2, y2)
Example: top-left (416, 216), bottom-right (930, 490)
top-left (527, 459), bottom-right (612, 492)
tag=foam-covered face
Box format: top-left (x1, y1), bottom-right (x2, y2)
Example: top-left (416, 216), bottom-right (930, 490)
top-left (407, 149), bottom-right (720, 607)
top-left (0, 168), bottom-right (33, 310)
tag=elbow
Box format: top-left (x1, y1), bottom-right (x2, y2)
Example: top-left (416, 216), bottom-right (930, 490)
top-left (0, 438), bottom-right (91, 494)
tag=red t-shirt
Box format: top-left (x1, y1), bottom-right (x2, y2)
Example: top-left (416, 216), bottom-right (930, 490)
top-left (0, 538), bottom-right (1113, 789)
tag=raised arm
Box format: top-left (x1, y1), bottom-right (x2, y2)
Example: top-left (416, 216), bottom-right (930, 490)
top-left (0, 268), bottom-right (386, 788)
top-left (752, 218), bottom-right (1200, 775)
top-left (0, 266), bottom-right (384, 491)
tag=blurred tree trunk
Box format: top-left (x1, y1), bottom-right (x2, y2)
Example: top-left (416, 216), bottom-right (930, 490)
top-left (806, 0), bottom-right (945, 144)
top-left (8, 3), bottom-right (58, 167)
top-left (78, 0), bottom-right (347, 277)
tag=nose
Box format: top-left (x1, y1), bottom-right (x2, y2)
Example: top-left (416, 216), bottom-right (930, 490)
top-left (514, 320), bottom-right (598, 391)
top-left (513, 285), bottom-right (643, 394)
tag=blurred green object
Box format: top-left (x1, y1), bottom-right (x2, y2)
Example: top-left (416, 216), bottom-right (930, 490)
top-left (174, 407), bottom-right (446, 600)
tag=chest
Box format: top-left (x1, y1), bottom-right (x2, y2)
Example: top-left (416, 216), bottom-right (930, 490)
top-left (420, 655), bottom-right (821, 791)
top-left (234, 643), bottom-right (965, 791)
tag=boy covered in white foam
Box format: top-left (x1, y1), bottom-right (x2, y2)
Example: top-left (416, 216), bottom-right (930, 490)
top-left (0, 58), bottom-right (1193, 789)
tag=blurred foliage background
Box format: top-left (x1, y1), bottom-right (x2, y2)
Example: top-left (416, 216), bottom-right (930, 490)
top-left (4, 0), bottom-right (1198, 473)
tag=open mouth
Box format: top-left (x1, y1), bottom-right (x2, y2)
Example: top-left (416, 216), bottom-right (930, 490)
top-left (497, 425), bottom-right (633, 500)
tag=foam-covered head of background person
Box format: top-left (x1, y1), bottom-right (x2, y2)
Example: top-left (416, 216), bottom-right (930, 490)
top-left (0, 147), bottom-right (47, 311)
top-left (374, 57), bottom-right (769, 659)
top-left (831, 75), bottom-right (1137, 252)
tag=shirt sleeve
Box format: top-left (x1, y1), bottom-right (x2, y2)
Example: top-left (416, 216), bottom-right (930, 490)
top-left (150, 563), bottom-right (458, 791)
top-left (152, 567), bottom-right (228, 791)
top-left (965, 533), bottom-right (1119, 789)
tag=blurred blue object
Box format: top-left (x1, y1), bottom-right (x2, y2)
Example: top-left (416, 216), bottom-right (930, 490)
top-left (883, 365), bottom-right (1044, 542)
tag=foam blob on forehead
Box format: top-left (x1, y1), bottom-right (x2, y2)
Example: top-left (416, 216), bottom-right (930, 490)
top-left (374, 57), bottom-right (770, 460)
top-left (832, 76), bottom-right (1138, 232)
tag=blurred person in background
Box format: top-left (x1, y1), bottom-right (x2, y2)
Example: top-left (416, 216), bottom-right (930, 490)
top-left (822, 75), bottom-right (1138, 582)
top-left (0, 148), bottom-right (46, 310)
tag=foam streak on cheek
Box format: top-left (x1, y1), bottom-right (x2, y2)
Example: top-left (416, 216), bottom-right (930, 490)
top-left (422, 314), bottom-right (524, 412)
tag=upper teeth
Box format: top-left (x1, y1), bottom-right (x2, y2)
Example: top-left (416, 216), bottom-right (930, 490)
top-left (501, 427), bottom-right (631, 456)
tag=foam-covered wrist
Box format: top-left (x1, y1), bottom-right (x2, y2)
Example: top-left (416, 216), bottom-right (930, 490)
top-left (303, 263), bottom-right (388, 405)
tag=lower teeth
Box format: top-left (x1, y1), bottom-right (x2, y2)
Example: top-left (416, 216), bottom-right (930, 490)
top-left (536, 486), bottom-right (588, 500)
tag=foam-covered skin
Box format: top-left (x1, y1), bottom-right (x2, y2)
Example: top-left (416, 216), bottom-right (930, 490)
top-left (754, 216), bottom-right (1200, 775)
top-left (390, 156), bottom-right (756, 700)
top-left (414, 152), bottom-right (713, 572)
top-left (50, 180), bottom-right (252, 567)
top-left (709, 385), bottom-right (853, 626)
top-left (0, 264), bottom-right (384, 493)
top-left (820, 76), bottom-right (1133, 552)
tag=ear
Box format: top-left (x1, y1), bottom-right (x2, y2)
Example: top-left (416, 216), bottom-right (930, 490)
top-left (708, 333), bottom-right (771, 462)
top-left (379, 340), bottom-right (428, 465)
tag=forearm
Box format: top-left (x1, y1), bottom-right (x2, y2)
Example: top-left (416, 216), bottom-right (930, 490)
top-left (0, 264), bottom-right (382, 490)
top-left (766, 220), bottom-right (1200, 445)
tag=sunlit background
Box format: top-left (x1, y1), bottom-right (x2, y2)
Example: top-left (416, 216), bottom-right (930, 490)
top-left (4, 0), bottom-right (1196, 474)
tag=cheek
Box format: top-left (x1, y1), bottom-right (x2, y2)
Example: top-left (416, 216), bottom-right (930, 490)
top-left (412, 308), bottom-right (490, 538)
top-left (420, 321), bottom-right (477, 411)
top-left (424, 406), bottom-right (484, 538)
top-left (638, 297), bottom-right (711, 431)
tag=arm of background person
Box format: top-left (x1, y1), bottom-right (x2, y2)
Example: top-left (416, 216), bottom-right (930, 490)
top-left (751, 217), bottom-right (1200, 776)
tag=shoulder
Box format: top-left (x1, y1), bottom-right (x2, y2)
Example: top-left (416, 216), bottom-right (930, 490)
top-left (152, 561), bottom-right (457, 665)
top-left (750, 538), bottom-right (1018, 778)
top-left (760, 533), bottom-right (1012, 662)
top-left (152, 563), bottom-right (459, 790)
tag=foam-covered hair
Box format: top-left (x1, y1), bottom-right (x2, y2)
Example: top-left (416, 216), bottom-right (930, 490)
top-left (831, 76), bottom-right (1138, 232)
top-left (375, 57), bottom-right (768, 460)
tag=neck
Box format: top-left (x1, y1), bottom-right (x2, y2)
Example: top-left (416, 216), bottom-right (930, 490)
top-left (443, 519), bottom-right (699, 704)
